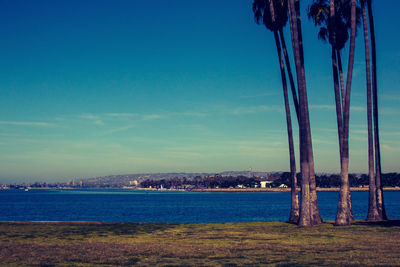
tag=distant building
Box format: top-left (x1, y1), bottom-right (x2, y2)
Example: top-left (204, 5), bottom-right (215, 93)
top-left (129, 180), bottom-right (138, 186)
top-left (260, 181), bottom-right (273, 188)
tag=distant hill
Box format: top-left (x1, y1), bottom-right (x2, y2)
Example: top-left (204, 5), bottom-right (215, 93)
top-left (81, 171), bottom-right (283, 187)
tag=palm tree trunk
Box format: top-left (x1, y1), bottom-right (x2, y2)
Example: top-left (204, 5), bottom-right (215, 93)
top-left (336, 51), bottom-right (345, 111)
top-left (333, 50), bottom-right (353, 224)
top-left (329, 0), bottom-right (344, 192)
top-left (335, 49), bottom-right (354, 223)
top-left (362, 0), bottom-right (380, 221)
top-left (273, 30), bottom-right (300, 224)
top-left (307, 130), bottom-right (321, 225)
top-left (330, 0), bottom-right (348, 226)
top-left (288, 0), bottom-right (312, 227)
top-left (331, 47), bottom-right (344, 167)
top-left (335, 0), bottom-right (356, 226)
top-left (295, 0), bottom-right (321, 226)
top-left (279, 29), bottom-right (299, 122)
top-left (347, 177), bottom-right (355, 222)
top-left (367, 0), bottom-right (388, 220)
top-left (336, 51), bottom-right (355, 223)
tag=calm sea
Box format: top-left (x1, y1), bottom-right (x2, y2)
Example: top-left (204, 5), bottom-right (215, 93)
top-left (0, 189), bottom-right (399, 223)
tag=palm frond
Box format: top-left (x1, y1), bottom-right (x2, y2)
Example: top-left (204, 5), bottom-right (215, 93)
top-left (308, 0), bottom-right (329, 26)
top-left (318, 27), bottom-right (329, 42)
top-left (251, 0), bottom-right (288, 32)
top-left (252, 0), bottom-right (266, 24)
top-left (307, 0), bottom-right (361, 50)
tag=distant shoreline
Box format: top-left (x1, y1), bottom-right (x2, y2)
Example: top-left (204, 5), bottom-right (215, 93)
top-left (189, 187), bottom-right (400, 192)
top-left (2, 187), bottom-right (400, 192)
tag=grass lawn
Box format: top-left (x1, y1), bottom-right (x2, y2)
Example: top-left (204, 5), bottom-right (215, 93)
top-left (0, 220), bottom-right (399, 266)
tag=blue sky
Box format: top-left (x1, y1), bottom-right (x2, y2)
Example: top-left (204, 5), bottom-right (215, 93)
top-left (0, 0), bottom-right (399, 183)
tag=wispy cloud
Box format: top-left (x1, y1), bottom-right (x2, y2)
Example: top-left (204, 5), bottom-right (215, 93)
top-left (313, 127), bottom-right (337, 133)
top-left (106, 111), bottom-right (207, 119)
top-left (105, 113), bottom-right (138, 118)
top-left (0, 121), bottom-right (55, 127)
top-left (310, 104), bottom-right (365, 112)
top-left (381, 94), bottom-right (400, 101)
top-left (179, 111), bottom-right (209, 117)
top-left (381, 143), bottom-right (397, 152)
top-left (231, 140), bottom-right (283, 147)
top-left (239, 92), bottom-right (278, 99)
top-left (380, 107), bottom-right (400, 115)
top-left (160, 139), bottom-right (287, 159)
top-left (230, 105), bottom-right (282, 115)
top-left (100, 125), bottom-right (134, 136)
top-left (86, 105), bottom-right (281, 124)
top-left (79, 114), bottom-right (98, 120)
top-left (105, 112), bottom-right (164, 120)
top-left (310, 104), bottom-right (335, 110)
top-left (143, 114), bottom-right (163, 120)
top-left (351, 129), bottom-right (367, 135)
top-left (380, 131), bottom-right (400, 137)
top-left (79, 114), bottom-right (104, 125)
top-left (350, 106), bottom-right (365, 112)
top-left (312, 138), bottom-right (337, 145)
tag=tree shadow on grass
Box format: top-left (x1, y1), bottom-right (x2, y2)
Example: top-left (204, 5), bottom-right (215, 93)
top-left (353, 220), bottom-right (400, 228)
top-left (91, 222), bottom-right (183, 236)
top-left (0, 222), bottom-right (183, 239)
top-left (56, 222), bottom-right (184, 238)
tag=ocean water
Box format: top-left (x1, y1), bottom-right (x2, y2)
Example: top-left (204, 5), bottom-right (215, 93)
top-left (0, 189), bottom-right (399, 223)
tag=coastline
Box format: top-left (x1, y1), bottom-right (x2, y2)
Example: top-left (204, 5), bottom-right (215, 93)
top-left (189, 187), bottom-right (400, 192)
top-left (2, 187), bottom-right (400, 192)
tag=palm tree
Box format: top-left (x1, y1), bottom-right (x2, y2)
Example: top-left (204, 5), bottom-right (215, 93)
top-left (294, 0), bottom-right (322, 225)
top-left (253, 0), bottom-right (299, 223)
top-left (308, 0), bottom-right (359, 225)
top-left (253, 0), bottom-right (300, 120)
top-left (279, 28), bottom-right (300, 122)
top-left (287, 0), bottom-right (319, 227)
top-left (361, 0), bottom-right (380, 221)
top-left (335, 0), bottom-right (356, 226)
top-left (366, 0), bottom-right (388, 220)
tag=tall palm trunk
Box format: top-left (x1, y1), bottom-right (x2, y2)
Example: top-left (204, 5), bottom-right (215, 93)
top-left (294, 0), bottom-right (321, 225)
top-left (268, 0), bottom-right (299, 224)
top-left (335, 0), bottom-right (356, 226)
top-left (279, 29), bottom-right (300, 122)
top-left (332, 48), bottom-right (343, 162)
top-left (288, 0), bottom-right (313, 227)
top-left (279, 29), bottom-right (300, 223)
top-left (330, 0), bottom-right (348, 226)
top-left (336, 51), bottom-right (345, 109)
top-left (367, 0), bottom-right (388, 220)
top-left (329, 0), bottom-right (344, 184)
top-left (329, 0), bottom-right (343, 178)
top-left (332, 51), bottom-right (354, 224)
top-left (362, 0), bottom-right (380, 221)
top-left (336, 11), bottom-right (355, 226)
top-left (273, 30), bottom-right (300, 223)
top-left (337, 50), bottom-right (355, 223)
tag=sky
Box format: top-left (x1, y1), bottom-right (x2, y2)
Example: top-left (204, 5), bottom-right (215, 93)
top-left (0, 0), bottom-right (399, 183)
